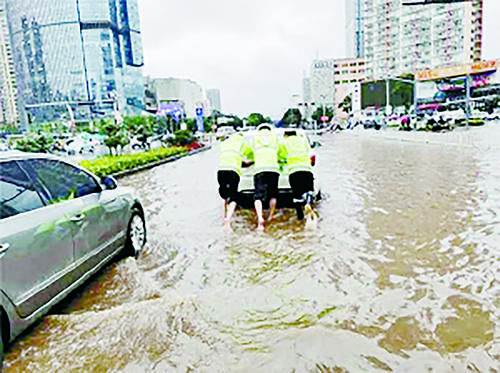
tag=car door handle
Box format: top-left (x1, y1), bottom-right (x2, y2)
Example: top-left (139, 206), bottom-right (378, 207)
top-left (70, 214), bottom-right (85, 222)
top-left (0, 243), bottom-right (10, 255)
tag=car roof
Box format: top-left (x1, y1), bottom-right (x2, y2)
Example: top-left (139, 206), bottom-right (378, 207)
top-left (0, 150), bottom-right (63, 162)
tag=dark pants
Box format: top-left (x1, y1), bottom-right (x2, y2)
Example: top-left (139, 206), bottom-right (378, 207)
top-left (253, 171), bottom-right (279, 204)
top-left (218, 170), bottom-right (240, 203)
top-left (289, 171), bottom-right (314, 220)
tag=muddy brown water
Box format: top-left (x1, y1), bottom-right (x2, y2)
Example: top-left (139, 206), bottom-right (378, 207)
top-left (3, 128), bottom-right (499, 372)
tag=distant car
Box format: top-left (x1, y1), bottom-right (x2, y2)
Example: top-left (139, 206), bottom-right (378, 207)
top-left (216, 126), bottom-right (235, 140)
top-left (64, 138), bottom-right (95, 155)
top-left (386, 115), bottom-right (403, 127)
top-left (0, 151), bottom-right (146, 365)
top-left (486, 108), bottom-right (500, 121)
top-left (442, 109), bottom-right (466, 125)
top-left (361, 110), bottom-right (382, 130)
top-left (470, 109), bottom-right (488, 121)
top-left (0, 142), bottom-right (10, 152)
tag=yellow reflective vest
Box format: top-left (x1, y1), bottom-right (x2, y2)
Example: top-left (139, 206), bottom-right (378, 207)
top-left (283, 135), bottom-right (312, 173)
top-left (218, 133), bottom-right (252, 176)
top-left (248, 130), bottom-right (286, 173)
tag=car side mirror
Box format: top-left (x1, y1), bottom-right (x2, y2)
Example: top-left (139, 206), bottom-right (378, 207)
top-left (101, 176), bottom-right (118, 190)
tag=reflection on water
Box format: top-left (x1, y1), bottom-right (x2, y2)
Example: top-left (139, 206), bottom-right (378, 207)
top-left (4, 128), bottom-right (499, 372)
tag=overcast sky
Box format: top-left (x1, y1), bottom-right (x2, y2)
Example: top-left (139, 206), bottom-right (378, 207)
top-left (139, 0), bottom-right (500, 119)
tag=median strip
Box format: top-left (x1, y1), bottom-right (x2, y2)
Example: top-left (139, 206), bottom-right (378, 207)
top-left (79, 145), bottom-right (211, 178)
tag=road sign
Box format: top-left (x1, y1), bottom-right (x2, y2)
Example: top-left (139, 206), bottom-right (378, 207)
top-left (320, 115), bottom-right (329, 122)
top-left (196, 107), bottom-right (203, 116)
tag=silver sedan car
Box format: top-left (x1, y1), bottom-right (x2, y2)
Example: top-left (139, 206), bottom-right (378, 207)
top-left (0, 151), bottom-right (146, 364)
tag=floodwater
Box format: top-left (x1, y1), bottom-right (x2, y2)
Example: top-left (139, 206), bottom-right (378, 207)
top-left (3, 127), bottom-right (499, 372)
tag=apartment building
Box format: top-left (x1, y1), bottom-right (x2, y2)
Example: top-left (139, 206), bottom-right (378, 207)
top-left (363, 0), bottom-right (483, 79)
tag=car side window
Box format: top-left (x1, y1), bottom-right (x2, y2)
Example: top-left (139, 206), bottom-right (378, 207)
top-left (0, 161), bottom-right (45, 219)
top-left (26, 159), bottom-right (101, 203)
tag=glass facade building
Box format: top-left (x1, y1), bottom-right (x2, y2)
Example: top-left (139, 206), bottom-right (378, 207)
top-left (6, 0), bottom-right (145, 124)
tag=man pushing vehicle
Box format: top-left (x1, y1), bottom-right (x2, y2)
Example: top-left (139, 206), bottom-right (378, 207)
top-left (217, 132), bottom-right (253, 229)
top-left (282, 129), bottom-right (318, 224)
top-left (246, 124), bottom-right (287, 231)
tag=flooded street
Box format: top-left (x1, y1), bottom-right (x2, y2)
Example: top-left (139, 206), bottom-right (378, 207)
top-left (3, 128), bottom-right (499, 372)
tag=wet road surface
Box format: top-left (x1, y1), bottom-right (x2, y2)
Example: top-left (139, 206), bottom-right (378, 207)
top-left (3, 127), bottom-right (499, 372)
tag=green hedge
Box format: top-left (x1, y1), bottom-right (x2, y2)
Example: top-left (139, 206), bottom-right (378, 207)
top-left (79, 146), bottom-right (188, 177)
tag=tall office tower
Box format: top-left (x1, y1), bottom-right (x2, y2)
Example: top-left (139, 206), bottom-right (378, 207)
top-left (0, 0), bottom-right (18, 125)
top-left (346, 0), bottom-right (365, 58)
top-left (363, 0), bottom-right (483, 79)
top-left (206, 89), bottom-right (222, 113)
top-left (6, 0), bottom-right (145, 124)
top-left (310, 59), bottom-right (335, 108)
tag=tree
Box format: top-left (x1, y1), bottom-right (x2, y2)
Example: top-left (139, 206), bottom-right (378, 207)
top-left (97, 119), bottom-right (130, 155)
top-left (281, 108), bottom-right (302, 126)
top-left (14, 132), bottom-right (54, 153)
top-left (246, 113), bottom-right (266, 127)
top-left (225, 115), bottom-right (243, 128)
top-left (311, 106), bottom-right (333, 125)
top-left (185, 118), bottom-right (197, 133)
top-left (338, 94), bottom-right (352, 113)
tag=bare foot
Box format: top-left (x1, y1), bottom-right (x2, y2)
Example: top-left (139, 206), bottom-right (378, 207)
top-left (257, 220), bottom-right (265, 231)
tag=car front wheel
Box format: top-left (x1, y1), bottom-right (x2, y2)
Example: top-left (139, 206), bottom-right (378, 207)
top-left (124, 210), bottom-right (146, 257)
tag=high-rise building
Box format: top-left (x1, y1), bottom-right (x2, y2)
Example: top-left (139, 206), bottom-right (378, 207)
top-left (363, 0), bottom-right (483, 79)
top-left (151, 78), bottom-right (205, 118)
top-left (310, 59), bottom-right (335, 109)
top-left (6, 0), bottom-right (145, 124)
top-left (0, 0), bottom-right (18, 125)
top-left (206, 89), bottom-right (221, 113)
top-left (346, 0), bottom-right (365, 58)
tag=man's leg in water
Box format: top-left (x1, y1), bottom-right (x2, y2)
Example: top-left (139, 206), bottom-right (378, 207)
top-left (267, 172), bottom-right (280, 222)
top-left (254, 199), bottom-right (265, 230)
top-left (224, 201), bottom-right (237, 228)
top-left (268, 197), bottom-right (277, 222)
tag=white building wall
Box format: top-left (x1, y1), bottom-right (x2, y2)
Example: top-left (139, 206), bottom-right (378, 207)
top-left (206, 88), bottom-right (221, 113)
top-left (333, 57), bottom-right (366, 117)
top-left (310, 59), bottom-right (335, 108)
top-left (152, 78), bottom-right (204, 117)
